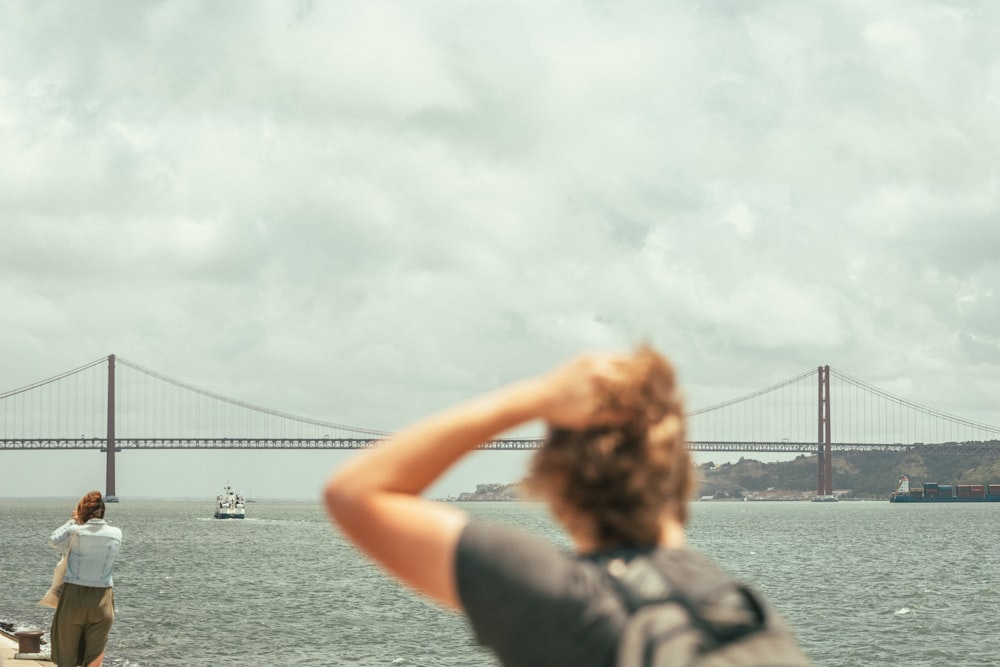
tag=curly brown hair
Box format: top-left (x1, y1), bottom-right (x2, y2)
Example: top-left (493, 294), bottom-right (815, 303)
top-left (524, 345), bottom-right (694, 548)
top-left (75, 490), bottom-right (106, 524)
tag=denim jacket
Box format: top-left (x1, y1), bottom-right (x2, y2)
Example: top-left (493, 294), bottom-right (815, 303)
top-left (49, 518), bottom-right (123, 588)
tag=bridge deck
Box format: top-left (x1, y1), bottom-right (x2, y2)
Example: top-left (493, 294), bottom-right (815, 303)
top-left (0, 438), bottom-right (995, 454)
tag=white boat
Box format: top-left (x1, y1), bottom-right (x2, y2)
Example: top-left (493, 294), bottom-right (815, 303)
top-left (214, 484), bottom-right (246, 519)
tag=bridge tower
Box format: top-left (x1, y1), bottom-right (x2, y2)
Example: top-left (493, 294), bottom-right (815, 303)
top-left (105, 354), bottom-right (117, 500)
top-left (817, 365), bottom-right (832, 497)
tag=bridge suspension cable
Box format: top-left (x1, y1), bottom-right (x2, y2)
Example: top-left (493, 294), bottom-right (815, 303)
top-left (0, 356), bottom-right (106, 400)
top-left (115, 357), bottom-right (390, 437)
top-left (1, 356), bottom-right (108, 439)
top-left (686, 368), bottom-right (816, 416)
top-left (830, 367), bottom-right (1000, 439)
top-left (686, 367), bottom-right (820, 445)
top-left (685, 365), bottom-right (1000, 448)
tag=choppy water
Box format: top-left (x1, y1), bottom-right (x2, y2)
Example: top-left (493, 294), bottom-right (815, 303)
top-left (1, 498), bottom-right (998, 666)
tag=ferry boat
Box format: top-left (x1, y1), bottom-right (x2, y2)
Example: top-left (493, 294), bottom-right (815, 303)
top-left (214, 484), bottom-right (246, 518)
top-left (889, 475), bottom-right (1000, 503)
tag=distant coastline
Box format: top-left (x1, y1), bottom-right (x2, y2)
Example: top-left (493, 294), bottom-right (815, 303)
top-left (445, 482), bottom-right (520, 502)
top-left (446, 448), bottom-right (1000, 503)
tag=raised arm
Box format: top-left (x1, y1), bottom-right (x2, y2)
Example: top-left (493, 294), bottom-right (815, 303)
top-left (323, 353), bottom-right (627, 609)
top-left (49, 518), bottom-right (78, 548)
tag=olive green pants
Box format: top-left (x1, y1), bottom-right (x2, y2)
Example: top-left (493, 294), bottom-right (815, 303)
top-left (51, 583), bottom-right (115, 667)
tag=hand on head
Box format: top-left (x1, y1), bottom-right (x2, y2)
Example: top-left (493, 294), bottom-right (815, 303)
top-left (535, 353), bottom-right (632, 430)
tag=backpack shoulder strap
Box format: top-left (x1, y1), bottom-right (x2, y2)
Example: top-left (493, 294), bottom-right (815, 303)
top-left (598, 551), bottom-right (768, 649)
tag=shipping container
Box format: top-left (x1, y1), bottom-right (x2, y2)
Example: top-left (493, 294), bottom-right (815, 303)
top-left (890, 476), bottom-right (1000, 503)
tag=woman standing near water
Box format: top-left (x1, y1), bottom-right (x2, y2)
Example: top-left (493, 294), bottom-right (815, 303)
top-left (324, 345), bottom-right (808, 666)
top-left (49, 491), bottom-right (122, 667)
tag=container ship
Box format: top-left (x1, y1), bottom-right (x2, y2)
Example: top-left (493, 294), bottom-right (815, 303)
top-left (889, 475), bottom-right (1000, 503)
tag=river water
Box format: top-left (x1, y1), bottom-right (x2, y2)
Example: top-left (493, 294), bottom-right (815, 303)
top-left (1, 498), bottom-right (997, 666)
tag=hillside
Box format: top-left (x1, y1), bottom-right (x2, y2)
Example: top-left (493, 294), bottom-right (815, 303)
top-left (699, 445), bottom-right (1000, 499)
top-left (454, 445), bottom-right (1000, 501)
top-left (453, 482), bottom-right (520, 501)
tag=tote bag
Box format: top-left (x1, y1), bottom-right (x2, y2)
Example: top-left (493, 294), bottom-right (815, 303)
top-left (38, 534), bottom-right (75, 608)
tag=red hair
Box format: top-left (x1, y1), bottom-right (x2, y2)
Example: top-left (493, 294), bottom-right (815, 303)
top-left (75, 491), bottom-right (105, 524)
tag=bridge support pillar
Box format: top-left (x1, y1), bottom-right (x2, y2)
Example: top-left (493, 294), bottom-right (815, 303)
top-left (106, 354), bottom-right (117, 500)
top-left (817, 365), bottom-right (832, 497)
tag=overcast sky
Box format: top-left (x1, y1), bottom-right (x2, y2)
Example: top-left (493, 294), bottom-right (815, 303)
top-left (2, 1), bottom-right (999, 502)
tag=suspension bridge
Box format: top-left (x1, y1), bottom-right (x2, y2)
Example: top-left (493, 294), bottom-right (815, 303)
top-left (2, 355), bottom-right (999, 499)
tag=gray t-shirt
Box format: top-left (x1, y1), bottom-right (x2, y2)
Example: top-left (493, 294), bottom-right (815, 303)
top-left (455, 520), bottom-right (626, 667)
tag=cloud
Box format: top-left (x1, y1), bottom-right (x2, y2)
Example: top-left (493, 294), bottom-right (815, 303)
top-left (2, 1), bottom-right (1000, 497)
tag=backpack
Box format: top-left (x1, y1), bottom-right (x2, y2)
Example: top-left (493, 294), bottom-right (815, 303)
top-left (595, 550), bottom-right (811, 667)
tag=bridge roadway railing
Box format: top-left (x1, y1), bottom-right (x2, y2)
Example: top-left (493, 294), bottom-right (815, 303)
top-left (1, 438), bottom-right (998, 454)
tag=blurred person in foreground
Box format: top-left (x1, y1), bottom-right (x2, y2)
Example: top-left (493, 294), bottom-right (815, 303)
top-left (325, 345), bottom-right (809, 666)
top-left (49, 491), bottom-right (122, 667)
